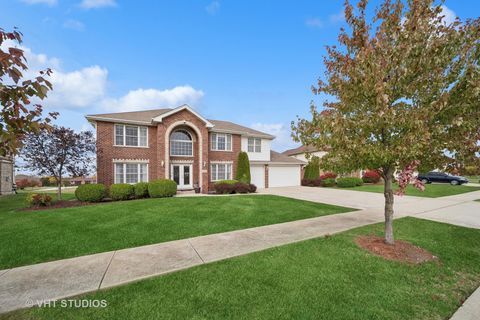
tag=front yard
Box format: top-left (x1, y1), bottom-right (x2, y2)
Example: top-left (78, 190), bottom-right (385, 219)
top-left (0, 193), bottom-right (354, 269)
top-left (331, 183), bottom-right (480, 198)
top-left (3, 217), bottom-right (479, 320)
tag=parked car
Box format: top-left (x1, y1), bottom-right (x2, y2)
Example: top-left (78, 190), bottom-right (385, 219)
top-left (417, 172), bottom-right (469, 185)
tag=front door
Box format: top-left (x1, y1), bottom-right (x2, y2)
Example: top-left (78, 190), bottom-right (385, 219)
top-left (171, 164), bottom-right (193, 189)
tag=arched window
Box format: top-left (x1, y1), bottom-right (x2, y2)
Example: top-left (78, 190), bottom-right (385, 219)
top-left (170, 130), bottom-right (193, 156)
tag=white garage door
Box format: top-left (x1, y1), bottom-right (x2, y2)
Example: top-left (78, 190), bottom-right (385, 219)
top-left (268, 165), bottom-right (301, 187)
top-left (250, 165), bottom-right (265, 189)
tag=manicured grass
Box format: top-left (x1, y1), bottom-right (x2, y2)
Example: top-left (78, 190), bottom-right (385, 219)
top-left (4, 218), bottom-right (479, 320)
top-left (465, 176), bottom-right (480, 183)
top-left (0, 194), bottom-right (354, 269)
top-left (331, 183), bottom-right (480, 198)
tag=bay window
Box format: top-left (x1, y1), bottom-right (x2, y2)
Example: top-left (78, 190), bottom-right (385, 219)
top-left (114, 163), bottom-right (148, 184)
top-left (114, 124), bottom-right (148, 147)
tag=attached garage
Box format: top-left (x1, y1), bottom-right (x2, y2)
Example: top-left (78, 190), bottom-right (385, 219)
top-left (250, 165), bottom-right (265, 189)
top-left (268, 165), bottom-right (301, 187)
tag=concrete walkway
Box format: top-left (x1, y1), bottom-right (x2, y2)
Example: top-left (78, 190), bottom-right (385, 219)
top-left (1, 187), bottom-right (479, 314)
top-left (450, 286), bottom-right (480, 320)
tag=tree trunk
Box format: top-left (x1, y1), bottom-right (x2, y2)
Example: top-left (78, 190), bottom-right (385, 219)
top-left (383, 168), bottom-right (395, 245)
top-left (57, 176), bottom-right (62, 201)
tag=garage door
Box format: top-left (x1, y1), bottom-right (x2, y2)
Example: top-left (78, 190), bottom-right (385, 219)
top-left (250, 165), bottom-right (265, 189)
top-left (268, 165), bottom-right (301, 187)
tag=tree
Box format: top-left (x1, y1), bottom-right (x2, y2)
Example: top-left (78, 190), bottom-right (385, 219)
top-left (236, 151), bottom-right (251, 183)
top-left (0, 28), bottom-right (58, 156)
top-left (21, 126), bottom-right (96, 200)
top-left (304, 156), bottom-right (320, 179)
top-left (292, 0), bottom-right (480, 244)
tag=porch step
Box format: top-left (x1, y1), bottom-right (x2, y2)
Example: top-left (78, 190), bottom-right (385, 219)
top-left (176, 189), bottom-right (196, 195)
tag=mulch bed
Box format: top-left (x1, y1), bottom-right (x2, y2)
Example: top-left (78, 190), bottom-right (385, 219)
top-left (355, 235), bottom-right (437, 264)
top-left (19, 200), bottom-right (96, 212)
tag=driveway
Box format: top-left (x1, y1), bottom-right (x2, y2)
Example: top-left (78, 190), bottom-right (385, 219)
top-left (260, 186), bottom-right (480, 229)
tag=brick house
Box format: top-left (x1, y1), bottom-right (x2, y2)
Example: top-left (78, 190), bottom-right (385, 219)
top-left (86, 105), bottom-right (305, 193)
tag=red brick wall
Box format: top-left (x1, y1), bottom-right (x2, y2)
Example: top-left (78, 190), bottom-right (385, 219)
top-left (96, 121), bottom-right (157, 186)
top-left (208, 133), bottom-right (241, 190)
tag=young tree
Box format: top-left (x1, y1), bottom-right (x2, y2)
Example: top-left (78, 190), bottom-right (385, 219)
top-left (292, 0), bottom-right (479, 244)
top-left (304, 156), bottom-right (320, 179)
top-left (236, 151), bottom-right (251, 183)
top-left (0, 28), bottom-right (58, 156)
top-left (21, 126), bottom-right (96, 200)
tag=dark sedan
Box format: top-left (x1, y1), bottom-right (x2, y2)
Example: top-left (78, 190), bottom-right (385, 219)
top-left (417, 172), bottom-right (469, 185)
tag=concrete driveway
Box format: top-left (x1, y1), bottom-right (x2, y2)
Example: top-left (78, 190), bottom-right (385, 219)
top-left (260, 186), bottom-right (480, 229)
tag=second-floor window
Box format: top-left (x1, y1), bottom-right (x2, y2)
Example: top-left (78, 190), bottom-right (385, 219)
top-left (115, 124), bottom-right (148, 147)
top-left (248, 137), bottom-right (261, 153)
top-left (170, 130), bottom-right (193, 156)
top-left (211, 133), bottom-right (232, 151)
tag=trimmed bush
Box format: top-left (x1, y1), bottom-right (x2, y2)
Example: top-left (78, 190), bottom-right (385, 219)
top-left (75, 184), bottom-right (106, 202)
top-left (236, 152), bottom-right (251, 183)
top-left (134, 182), bottom-right (149, 198)
top-left (303, 156), bottom-right (320, 180)
top-left (302, 178), bottom-right (322, 187)
top-left (26, 193), bottom-right (53, 207)
top-left (337, 177), bottom-right (363, 188)
top-left (234, 182), bottom-right (250, 194)
top-left (109, 183), bottom-right (135, 201)
top-left (148, 179), bottom-right (177, 198)
top-left (214, 181), bottom-right (236, 194)
top-left (248, 184), bottom-right (257, 193)
top-left (321, 178), bottom-right (336, 187)
top-left (216, 180), bottom-right (238, 185)
top-left (362, 170), bottom-right (381, 184)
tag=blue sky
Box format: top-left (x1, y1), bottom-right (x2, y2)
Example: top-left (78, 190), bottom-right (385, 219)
top-left (1, 0), bottom-right (478, 151)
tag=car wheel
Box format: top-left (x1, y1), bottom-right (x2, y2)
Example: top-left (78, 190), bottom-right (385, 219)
top-left (421, 179), bottom-right (428, 184)
top-left (450, 180), bottom-right (459, 185)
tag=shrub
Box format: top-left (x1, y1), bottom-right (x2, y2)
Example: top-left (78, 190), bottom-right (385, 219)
top-left (303, 156), bottom-right (320, 180)
top-left (109, 184), bottom-right (135, 201)
top-left (75, 184), bottom-right (106, 202)
top-left (320, 172), bottom-right (337, 180)
top-left (321, 178), bottom-right (336, 187)
top-left (362, 170), bottom-right (381, 184)
top-left (16, 178), bottom-right (40, 189)
top-left (26, 193), bottom-right (53, 207)
top-left (248, 184), bottom-right (257, 193)
top-left (234, 182), bottom-right (250, 194)
top-left (337, 177), bottom-right (364, 188)
top-left (236, 152), bottom-right (251, 183)
top-left (302, 178), bottom-right (322, 187)
top-left (148, 179), bottom-right (177, 198)
top-left (214, 181), bottom-right (237, 194)
top-left (134, 182), bottom-right (149, 198)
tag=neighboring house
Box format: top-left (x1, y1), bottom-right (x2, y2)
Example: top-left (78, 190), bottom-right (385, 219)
top-left (0, 156), bottom-right (14, 195)
top-left (86, 105), bottom-right (305, 193)
top-left (66, 176), bottom-right (97, 186)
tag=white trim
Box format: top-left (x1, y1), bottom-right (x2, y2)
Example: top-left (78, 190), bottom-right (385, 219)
top-left (210, 160), bottom-right (233, 164)
top-left (85, 116), bottom-right (153, 126)
top-left (170, 159), bottom-right (194, 164)
top-left (164, 120), bottom-right (203, 189)
top-left (114, 124), bottom-right (148, 148)
top-left (210, 162), bottom-right (233, 181)
top-left (170, 163), bottom-right (193, 189)
top-left (209, 128), bottom-right (275, 139)
top-left (210, 133), bottom-right (232, 151)
top-left (152, 104), bottom-right (214, 128)
top-left (114, 162), bottom-right (149, 184)
top-left (170, 129), bottom-right (194, 156)
top-left (247, 137), bottom-right (262, 153)
top-left (113, 159), bottom-right (150, 163)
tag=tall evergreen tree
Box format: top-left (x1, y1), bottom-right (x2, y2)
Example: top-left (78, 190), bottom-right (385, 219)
top-left (236, 152), bottom-right (251, 183)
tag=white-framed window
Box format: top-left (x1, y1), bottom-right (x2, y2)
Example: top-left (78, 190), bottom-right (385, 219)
top-left (210, 163), bottom-right (232, 181)
top-left (170, 130), bottom-right (193, 156)
top-left (248, 137), bottom-right (261, 153)
top-left (211, 133), bottom-right (232, 151)
top-left (114, 124), bottom-right (148, 147)
top-left (114, 163), bottom-right (148, 184)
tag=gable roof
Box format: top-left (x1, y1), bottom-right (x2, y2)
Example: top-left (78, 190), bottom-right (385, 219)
top-left (270, 151), bottom-right (306, 164)
top-left (85, 105), bottom-right (274, 139)
top-left (152, 105), bottom-right (214, 128)
top-left (282, 145), bottom-right (320, 156)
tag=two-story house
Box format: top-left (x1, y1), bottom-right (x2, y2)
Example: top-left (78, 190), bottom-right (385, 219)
top-left (86, 105), bottom-right (305, 193)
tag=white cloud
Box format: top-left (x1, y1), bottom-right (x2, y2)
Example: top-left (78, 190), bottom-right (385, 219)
top-left (206, 1), bottom-right (220, 15)
top-left (63, 19), bottom-right (85, 31)
top-left (440, 5), bottom-right (456, 25)
top-left (101, 86), bottom-right (205, 112)
top-left (250, 123), bottom-right (299, 152)
top-left (80, 0), bottom-right (117, 9)
top-left (305, 17), bottom-right (323, 28)
top-left (20, 0), bottom-right (57, 6)
top-left (329, 9), bottom-right (345, 23)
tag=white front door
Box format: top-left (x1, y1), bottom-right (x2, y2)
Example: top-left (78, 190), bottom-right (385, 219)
top-left (171, 164), bottom-right (193, 189)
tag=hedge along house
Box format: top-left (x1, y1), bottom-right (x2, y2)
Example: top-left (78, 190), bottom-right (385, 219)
top-left (86, 105), bottom-right (305, 193)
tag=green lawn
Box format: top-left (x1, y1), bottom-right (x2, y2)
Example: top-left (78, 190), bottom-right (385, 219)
top-left (465, 176), bottom-right (480, 183)
top-left (332, 183), bottom-right (480, 198)
top-left (0, 194), bottom-right (354, 269)
top-left (3, 217), bottom-right (479, 320)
